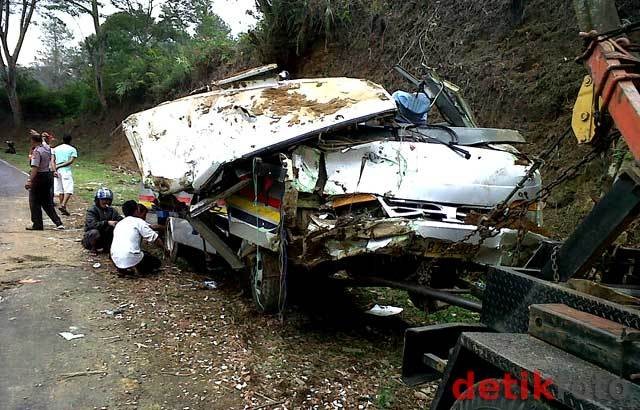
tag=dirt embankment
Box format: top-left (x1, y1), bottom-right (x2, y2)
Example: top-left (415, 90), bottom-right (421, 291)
top-left (286, 0), bottom-right (640, 239)
top-left (292, 0), bottom-right (638, 136)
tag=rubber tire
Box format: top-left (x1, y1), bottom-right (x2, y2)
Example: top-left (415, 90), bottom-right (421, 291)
top-left (408, 291), bottom-right (441, 314)
top-left (165, 221), bottom-right (179, 262)
top-left (450, 379), bottom-right (553, 410)
top-left (245, 250), bottom-right (283, 314)
top-left (409, 260), bottom-right (459, 314)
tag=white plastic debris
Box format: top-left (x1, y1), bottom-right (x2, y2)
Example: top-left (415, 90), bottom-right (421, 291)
top-left (92, 262), bottom-right (101, 268)
top-left (203, 280), bottom-right (218, 290)
top-left (101, 308), bottom-right (125, 316)
top-left (365, 304), bottom-right (403, 317)
top-left (59, 331), bottom-right (85, 341)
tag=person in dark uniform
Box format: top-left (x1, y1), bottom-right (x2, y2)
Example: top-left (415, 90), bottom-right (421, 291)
top-left (25, 134), bottom-right (64, 231)
top-left (82, 188), bottom-right (123, 253)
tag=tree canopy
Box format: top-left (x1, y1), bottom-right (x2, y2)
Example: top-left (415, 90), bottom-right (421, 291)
top-left (1, 0), bottom-right (238, 123)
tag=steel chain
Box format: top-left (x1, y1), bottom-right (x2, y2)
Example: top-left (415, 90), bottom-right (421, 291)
top-left (416, 128), bottom-right (610, 283)
top-left (551, 245), bottom-right (560, 282)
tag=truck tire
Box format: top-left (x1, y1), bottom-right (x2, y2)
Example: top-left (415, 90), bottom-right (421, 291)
top-left (245, 249), bottom-right (284, 314)
top-left (408, 291), bottom-right (441, 313)
top-left (409, 260), bottom-right (453, 313)
top-left (165, 221), bottom-right (179, 262)
top-left (450, 379), bottom-right (553, 410)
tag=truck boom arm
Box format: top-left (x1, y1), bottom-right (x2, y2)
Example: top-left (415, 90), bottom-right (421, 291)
top-left (574, 0), bottom-right (640, 159)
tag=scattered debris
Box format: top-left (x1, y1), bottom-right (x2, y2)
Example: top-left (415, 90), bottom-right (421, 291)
top-left (93, 262), bottom-right (101, 268)
top-left (250, 401), bottom-right (285, 410)
top-left (160, 371), bottom-right (192, 377)
top-left (58, 370), bottom-right (105, 380)
top-left (101, 303), bottom-right (129, 316)
top-left (101, 308), bottom-right (125, 316)
top-left (58, 332), bottom-right (85, 341)
top-left (365, 304), bottom-right (403, 317)
top-left (203, 280), bottom-right (219, 290)
top-left (101, 335), bottom-right (121, 341)
top-left (18, 278), bottom-right (41, 284)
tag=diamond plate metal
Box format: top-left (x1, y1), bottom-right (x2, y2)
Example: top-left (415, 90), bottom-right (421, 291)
top-left (481, 267), bottom-right (640, 333)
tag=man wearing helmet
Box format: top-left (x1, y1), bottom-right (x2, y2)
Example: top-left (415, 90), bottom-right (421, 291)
top-left (82, 188), bottom-right (123, 253)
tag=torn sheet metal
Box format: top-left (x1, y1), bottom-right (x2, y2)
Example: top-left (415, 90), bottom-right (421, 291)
top-left (226, 194), bottom-right (281, 251)
top-left (303, 217), bottom-right (545, 267)
top-left (320, 141), bottom-right (540, 206)
top-left (291, 146), bottom-right (321, 193)
top-left (400, 127), bottom-right (527, 146)
top-left (213, 64), bottom-right (279, 87)
top-left (168, 217), bottom-right (216, 253)
top-left (122, 78), bottom-right (396, 194)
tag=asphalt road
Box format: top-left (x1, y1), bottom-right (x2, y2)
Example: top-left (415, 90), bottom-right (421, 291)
top-left (0, 159), bottom-right (128, 409)
top-left (0, 158), bottom-right (27, 197)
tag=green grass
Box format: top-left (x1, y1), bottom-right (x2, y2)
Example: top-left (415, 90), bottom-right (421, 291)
top-left (376, 385), bottom-right (395, 409)
top-left (348, 287), bottom-right (481, 325)
top-left (0, 142), bottom-right (140, 206)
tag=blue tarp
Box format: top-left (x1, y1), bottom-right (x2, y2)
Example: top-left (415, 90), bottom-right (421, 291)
top-left (392, 90), bottom-right (431, 125)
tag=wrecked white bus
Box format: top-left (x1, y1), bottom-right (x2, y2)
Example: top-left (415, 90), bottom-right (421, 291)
top-left (123, 65), bottom-right (545, 313)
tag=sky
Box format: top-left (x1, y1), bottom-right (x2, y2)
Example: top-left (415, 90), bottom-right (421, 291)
top-left (12, 0), bottom-right (258, 66)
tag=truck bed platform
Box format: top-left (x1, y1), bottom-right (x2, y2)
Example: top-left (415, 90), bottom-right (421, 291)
top-left (432, 332), bottom-right (640, 410)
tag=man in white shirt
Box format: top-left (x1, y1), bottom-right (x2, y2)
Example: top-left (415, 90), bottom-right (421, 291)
top-left (52, 133), bottom-right (78, 216)
top-left (111, 200), bottom-right (164, 275)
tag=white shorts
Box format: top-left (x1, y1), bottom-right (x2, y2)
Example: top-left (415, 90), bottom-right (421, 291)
top-left (54, 172), bottom-right (74, 194)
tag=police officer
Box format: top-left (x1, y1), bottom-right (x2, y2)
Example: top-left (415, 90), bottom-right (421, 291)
top-left (25, 134), bottom-right (64, 230)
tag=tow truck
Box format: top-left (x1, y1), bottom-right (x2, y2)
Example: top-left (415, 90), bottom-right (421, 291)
top-left (401, 1), bottom-right (640, 408)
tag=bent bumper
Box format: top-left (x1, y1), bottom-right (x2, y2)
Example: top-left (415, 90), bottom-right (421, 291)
top-left (295, 218), bottom-right (545, 267)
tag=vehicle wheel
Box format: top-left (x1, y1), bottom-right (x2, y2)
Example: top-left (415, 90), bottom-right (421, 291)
top-left (408, 291), bottom-right (441, 314)
top-left (409, 260), bottom-right (445, 313)
top-left (245, 249), bottom-right (284, 314)
top-left (165, 221), bottom-right (179, 262)
top-left (450, 379), bottom-right (553, 410)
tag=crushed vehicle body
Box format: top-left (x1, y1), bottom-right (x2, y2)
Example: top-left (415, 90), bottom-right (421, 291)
top-left (123, 66), bottom-right (545, 312)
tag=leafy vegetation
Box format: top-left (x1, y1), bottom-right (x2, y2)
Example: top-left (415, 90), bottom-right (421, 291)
top-left (0, 0), bottom-right (390, 124)
top-left (1, 0), bottom-right (238, 123)
top-left (252, 0), bottom-right (373, 68)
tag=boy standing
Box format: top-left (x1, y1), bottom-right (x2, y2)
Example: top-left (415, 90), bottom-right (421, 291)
top-left (53, 134), bottom-right (78, 215)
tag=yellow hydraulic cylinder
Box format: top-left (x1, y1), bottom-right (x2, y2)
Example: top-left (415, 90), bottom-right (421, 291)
top-left (572, 75), bottom-right (597, 144)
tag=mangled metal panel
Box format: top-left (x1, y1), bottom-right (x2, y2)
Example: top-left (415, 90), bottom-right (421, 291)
top-left (213, 64), bottom-right (279, 88)
top-left (300, 215), bottom-right (545, 267)
top-left (122, 77), bottom-right (396, 194)
top-left (292, 141), bottom-right (540, 207)
top-left (404, 127), bottom-right (527, 146)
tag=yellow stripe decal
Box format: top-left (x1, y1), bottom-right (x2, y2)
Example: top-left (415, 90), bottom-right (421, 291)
top-left (226, 195), bottom-right (281, 224)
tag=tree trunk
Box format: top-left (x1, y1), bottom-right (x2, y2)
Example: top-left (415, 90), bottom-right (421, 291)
top-left (91, 0), bottom-right (108, 111)
top-left (5, 66), bottom-right (23, 129)
top-left (93, 50), bottom-right (108, 111)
